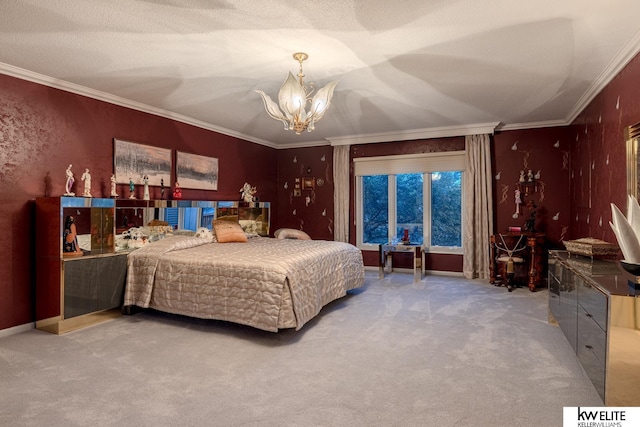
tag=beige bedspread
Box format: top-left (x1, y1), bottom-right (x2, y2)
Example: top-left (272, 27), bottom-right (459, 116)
top-left (124, 236), bottom-right (364, 331)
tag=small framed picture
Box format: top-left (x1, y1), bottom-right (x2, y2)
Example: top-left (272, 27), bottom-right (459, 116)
top-left (113, 139), bottom-right (171, 187)
top-left (302, 177), bottom-right (315, 190)
top-left (176, 151), bottom-right (219, 190)
top-left (293, 188), bottom-right (302, 197)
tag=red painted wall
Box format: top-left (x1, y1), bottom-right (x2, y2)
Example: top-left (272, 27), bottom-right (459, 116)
top-left (275, 146), bottom-right (335, 240)
top-left (492, 127), bottom-right (573, 247)
top-left (0, 73), bottom-right (277, 331)
top-left (569, 52), bottom-right (640, 244)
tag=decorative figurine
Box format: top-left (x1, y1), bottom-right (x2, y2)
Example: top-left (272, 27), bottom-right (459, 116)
top-left (527, 169), bottom-right (534, 182)
top-left (81, 168), bottom-right (92, 197)
top-left (64, 164), bottom-right (75, 196)
top-left (63, 215), bottom-right (83, 255)
top-left (129, 177), bottom-right (136, 199)
top-left (143, 175), bottom-right (150, 201)
top-left (160, 178), bottom-right (165, 200)
top-left (519, 170), bottom-right (525, 183)
top-left (110, 174), bottom-right (118, 198)
top-left (514, 189), bottom-right (522, 217)
top-left (523, 199), bottom-right (537, 232)
top-left (240, 182), bottom-right (256, 203)
top-left (173, 182), bottom-right (182, 199)
top-left (401, 228), bottom-right (410, 244)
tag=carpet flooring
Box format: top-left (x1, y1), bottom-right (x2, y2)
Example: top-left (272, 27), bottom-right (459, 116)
top-left (0, 272), bottom-right (602, 426)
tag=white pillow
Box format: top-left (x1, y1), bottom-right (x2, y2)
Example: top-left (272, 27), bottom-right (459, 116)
top-left (194, 227), bottom-right (216, 242)
top-left (274, 228), bottom-right (311, 240)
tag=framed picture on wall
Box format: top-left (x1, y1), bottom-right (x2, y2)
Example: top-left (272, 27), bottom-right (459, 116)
top-left (176, 151), bottom-right (219, 190)
top-left (302, 177), bottom-right (315, 190)
top-left (113, 139), bottom-right (171, 187)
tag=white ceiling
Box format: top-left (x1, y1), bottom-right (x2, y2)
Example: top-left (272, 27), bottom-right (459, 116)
top-left (2, 0), bottom-right (640, 148)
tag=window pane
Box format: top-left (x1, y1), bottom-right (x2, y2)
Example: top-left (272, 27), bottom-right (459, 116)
top-left (362, 175), bottom-right (388, 244)
top-left (431, 171), bottom-right (462, 247)
top-left (396, 173), bottom-right (423, 244)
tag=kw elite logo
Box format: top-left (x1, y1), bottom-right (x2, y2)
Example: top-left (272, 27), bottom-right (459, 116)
top-left (565, 407), bottom-right (635, 427)
top-left (578, 407), bottom-right (626, 422)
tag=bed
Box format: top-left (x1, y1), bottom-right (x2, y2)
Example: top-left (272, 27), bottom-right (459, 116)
top-left (123, 234), bottom-right (365, 332)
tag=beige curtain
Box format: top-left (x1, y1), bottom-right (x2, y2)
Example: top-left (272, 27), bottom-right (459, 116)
top-left (333, 144), bottom-right (350, 242)
top-left (463, 134), bottom-right (494, 279)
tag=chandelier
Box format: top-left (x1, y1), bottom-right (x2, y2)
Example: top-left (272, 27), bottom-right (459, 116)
top-left (255, 52), bottom-right (337, 134)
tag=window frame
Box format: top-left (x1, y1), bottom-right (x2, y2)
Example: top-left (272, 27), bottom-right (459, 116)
top-left (354, 152), bottom-right (464, 254)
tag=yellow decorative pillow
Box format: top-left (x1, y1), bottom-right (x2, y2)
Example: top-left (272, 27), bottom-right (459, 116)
top-left (213, 220), bottom-right (248, 243)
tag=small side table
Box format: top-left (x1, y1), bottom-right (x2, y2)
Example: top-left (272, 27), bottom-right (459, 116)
top-left (379, 243), bottom-right (425, 282)
top-left (489, 232), bottom-right (545, 291)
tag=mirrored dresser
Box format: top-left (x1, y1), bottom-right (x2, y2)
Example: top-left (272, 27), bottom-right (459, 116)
top-left (548, 250), bottom-right (640, 405)
top-left (35, 197), bottom-right (126, 334)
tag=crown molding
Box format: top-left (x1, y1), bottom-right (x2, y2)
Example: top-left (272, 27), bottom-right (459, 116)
top-left (565, 29), bottom-right (640, 125)
top-left (0, 62), bottom-right (281, 149)
top-left (271, 138), bottom-right (333, 149)
top-left (498, 119), bottom-right (570, 131)
top-left (326, 122), bottom-right (501, 146)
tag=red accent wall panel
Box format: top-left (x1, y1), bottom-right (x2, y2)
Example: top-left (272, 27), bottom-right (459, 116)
top-left (569, 52), bottom-right (640, 245)
top-left (275, 146), bottom-right (335, 240)
top-left (492, 127), bottom-right (573, 248)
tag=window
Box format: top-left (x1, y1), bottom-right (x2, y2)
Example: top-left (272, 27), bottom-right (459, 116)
top-left (355, 152), bottom-right (464, 253)
top-left (362, 175), bottom-right (388, 244)
top-left (430, 171), bottom-right (462, 247)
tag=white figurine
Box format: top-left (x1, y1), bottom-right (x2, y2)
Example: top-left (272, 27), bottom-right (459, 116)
top-left (110, 174), bottom-right (118, 198)
top-left (64, 164), bottom-right (75, 196)
top-left (81, 168), bottom-right (92, 197)
top-left (240, 182), bottom-right (256, 203)
top-left (143, 175), bottom-right (150, 201)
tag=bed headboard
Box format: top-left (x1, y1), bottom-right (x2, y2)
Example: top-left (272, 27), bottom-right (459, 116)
top-left (115, 199), bottom-right (270, 236)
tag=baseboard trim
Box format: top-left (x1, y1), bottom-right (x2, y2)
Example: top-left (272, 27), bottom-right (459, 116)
top-left (0, 322), bottom-right (35, 339)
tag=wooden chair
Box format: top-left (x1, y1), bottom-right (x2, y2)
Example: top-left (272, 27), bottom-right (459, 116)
top-left (493, 233), bottom-right (529, 292)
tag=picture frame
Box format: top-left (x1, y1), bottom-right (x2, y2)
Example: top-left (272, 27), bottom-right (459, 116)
top-left (176, 151), bottom-right (219, 190)
top-left (302, 177), bottom-right (315, 190)
top-left (114, 139), bottom-right (171, 187)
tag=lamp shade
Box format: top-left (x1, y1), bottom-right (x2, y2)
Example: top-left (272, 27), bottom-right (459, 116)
top-left (255, 53), bottom-right (337, 134)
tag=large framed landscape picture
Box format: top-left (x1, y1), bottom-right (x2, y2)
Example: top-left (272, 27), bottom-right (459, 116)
top-left (113, 139), bottom-right (172, 187)
top-left (176, 151), bottom-right (218, 190)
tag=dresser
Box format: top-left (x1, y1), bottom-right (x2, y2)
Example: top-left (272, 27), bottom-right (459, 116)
top-left (35, 197), bottom-right (127, 334)
top-left (548, 251), bottom-right (640, 405)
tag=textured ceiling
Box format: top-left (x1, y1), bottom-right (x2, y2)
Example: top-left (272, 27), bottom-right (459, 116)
top-left (1, 0), bottom-right (640, 148)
